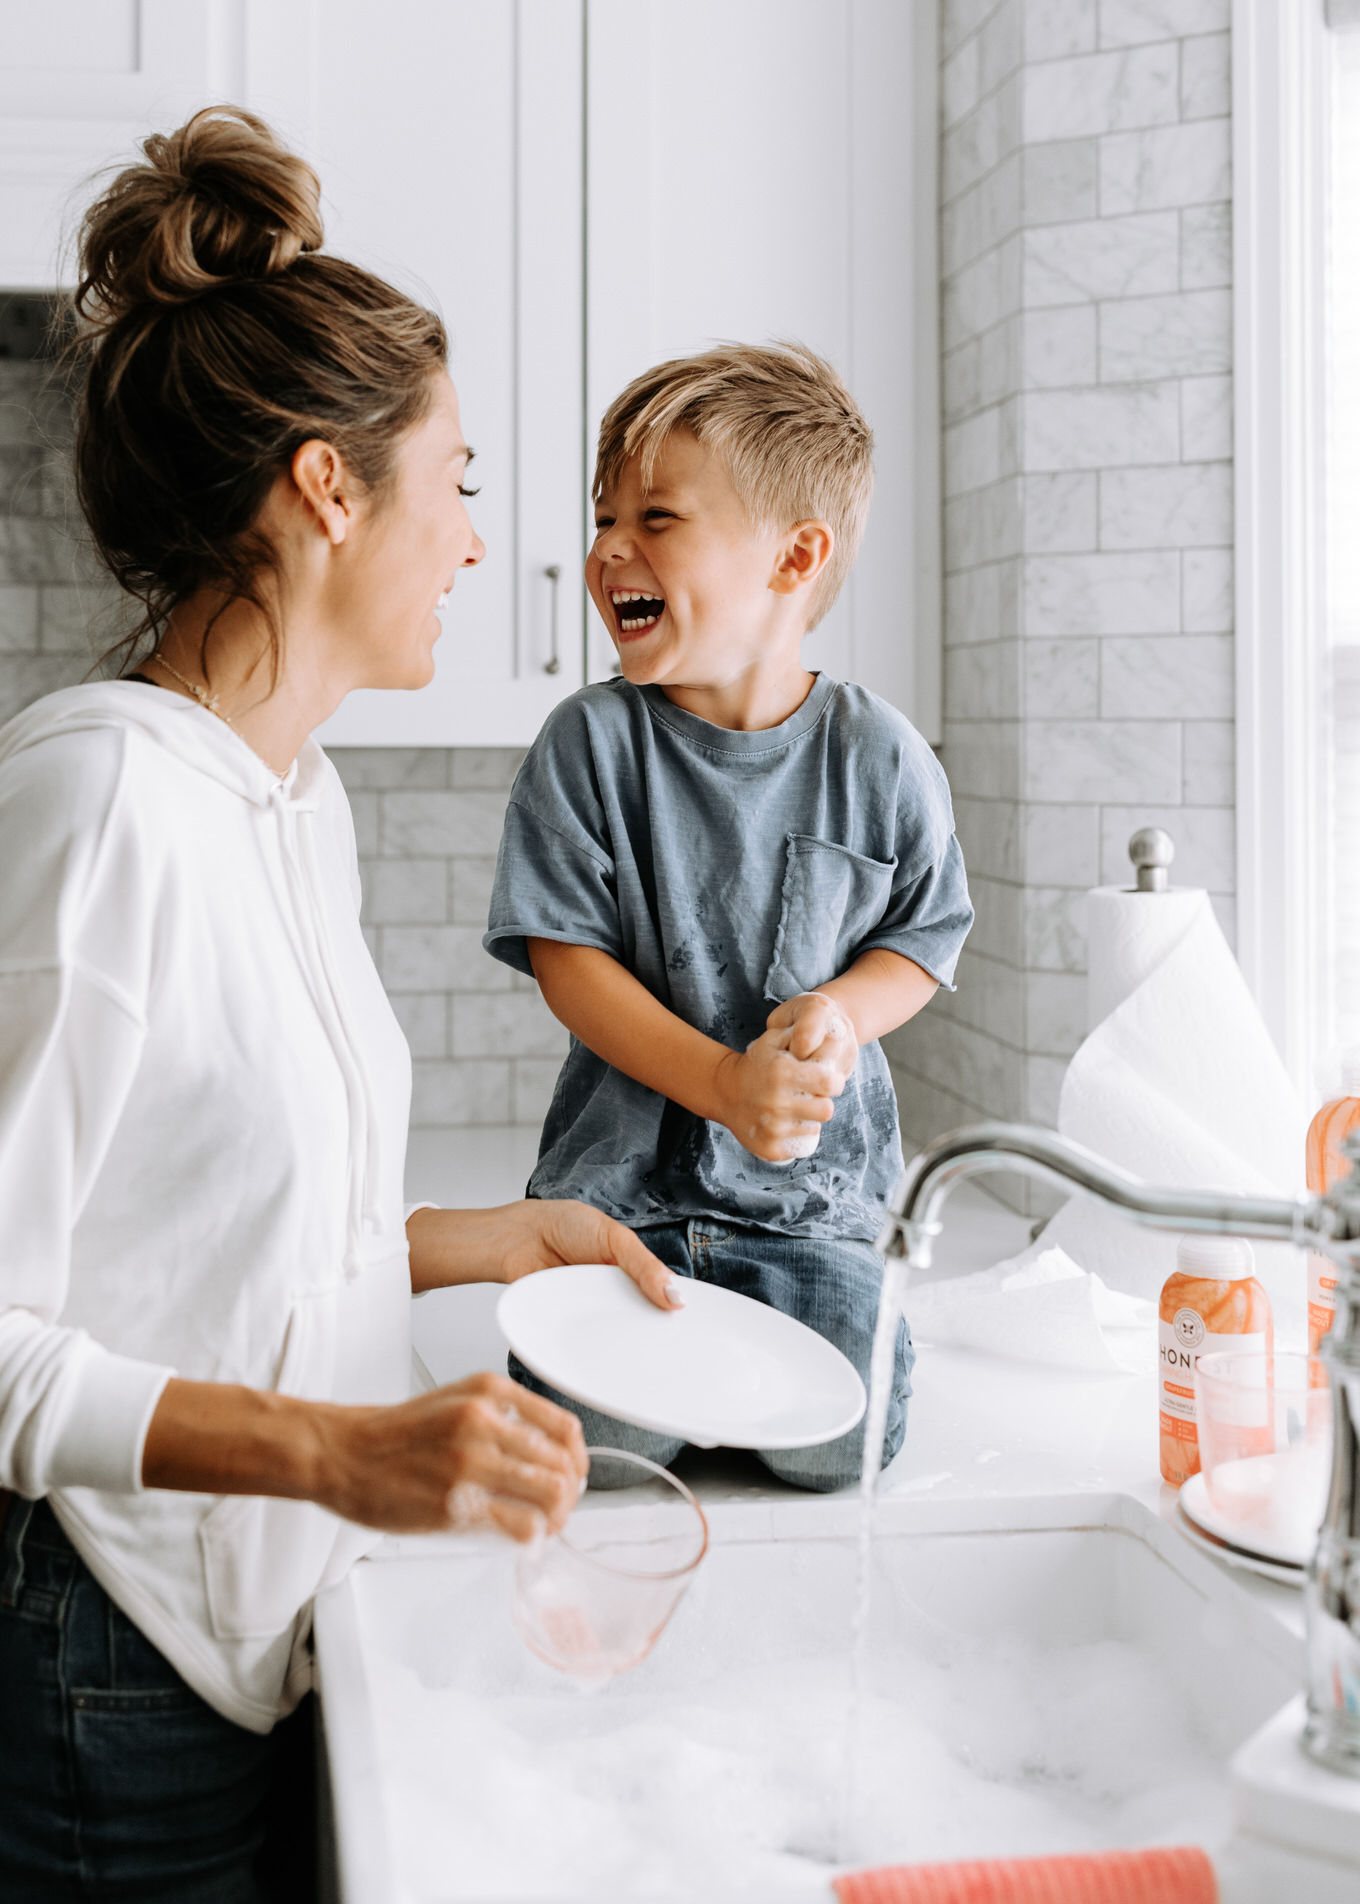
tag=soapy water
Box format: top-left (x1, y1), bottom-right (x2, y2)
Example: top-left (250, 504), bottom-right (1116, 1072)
top-left (369, 1600), bottom-right (1233, 1901)
top-left (363, 1259), bottom-right (1238, 1897)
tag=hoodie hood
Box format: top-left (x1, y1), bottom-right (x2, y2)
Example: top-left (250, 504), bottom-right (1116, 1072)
top-left (0, 681), bottom-right (329, 812)
top-left (0, 680), bottom-right (385, 1281)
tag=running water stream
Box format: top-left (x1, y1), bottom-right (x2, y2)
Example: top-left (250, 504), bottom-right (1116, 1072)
top-left (837, 1249), bottom-right (914, 1860)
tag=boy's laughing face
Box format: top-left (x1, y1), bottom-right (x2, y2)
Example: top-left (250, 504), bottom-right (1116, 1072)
top-left (585, 433), bottom-right (823, 710)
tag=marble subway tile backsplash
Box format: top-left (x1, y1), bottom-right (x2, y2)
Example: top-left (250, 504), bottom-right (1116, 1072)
top-left (330, 747), bottom-right (565, 1132)
top-left (1021, 42), bottom-right (1180, 142)
top-left (1099, 0), bottom-right (1227, 50)
top-left (1097, 119), bottom-right (1231, 215)
top-left (1023, 211), bottom-right (1179, 305)
top-left (0, 360), bottom-right (120, 724)
top-left (889, 0), bottom-right (1236, 1213)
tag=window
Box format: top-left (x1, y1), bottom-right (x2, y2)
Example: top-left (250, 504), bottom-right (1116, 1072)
top-left (1327, 33), bottom-right (1360, 1057)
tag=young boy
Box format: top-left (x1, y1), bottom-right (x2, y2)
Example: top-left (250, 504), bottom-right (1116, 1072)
top-left (484, 343), bottom-right (972, 1489)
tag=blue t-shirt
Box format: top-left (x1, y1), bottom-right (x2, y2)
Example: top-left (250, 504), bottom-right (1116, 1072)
top-left (484, 674), bottom-right (973, 1240)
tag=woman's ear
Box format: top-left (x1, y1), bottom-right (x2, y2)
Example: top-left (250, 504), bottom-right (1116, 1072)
top-left (290, 438), bottom-right (355, 547)
top-left (770, 520), bottom-right (834, 596)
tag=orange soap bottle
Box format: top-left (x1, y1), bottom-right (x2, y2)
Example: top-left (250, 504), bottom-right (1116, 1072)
top-left (1306, 1060), bottom-right (1360, 1355)
top-left (1158, 1235), bottom-right (1273, 1487)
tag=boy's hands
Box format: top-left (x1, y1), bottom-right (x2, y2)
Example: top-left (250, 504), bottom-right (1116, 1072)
top-left (765, 991), bottom-right (860, 1083)
top-left (710, 991), bottom-right (860, 1164)
top-left (714, 1012), bottom-right (849, 1163)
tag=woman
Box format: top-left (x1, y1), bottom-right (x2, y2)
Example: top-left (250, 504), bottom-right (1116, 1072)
top-left (0, 106), bottom-right (676, 1899)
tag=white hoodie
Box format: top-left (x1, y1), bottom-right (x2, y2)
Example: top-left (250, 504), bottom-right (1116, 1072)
top-left (0, 682), bottom-right (413, 1732)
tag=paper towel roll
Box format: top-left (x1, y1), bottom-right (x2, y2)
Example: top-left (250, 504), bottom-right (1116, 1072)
top-left (1086, 885), bottom-right (1208, 1031)
top-left (1042, 884), bottom-right (1307, 1340)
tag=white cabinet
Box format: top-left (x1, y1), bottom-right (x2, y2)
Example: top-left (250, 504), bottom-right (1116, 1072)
top-left (246, 0), bottom-right (588, 749)
top-left (0, 2), bottom-right (237, 287)
top-left (0, 0), bottom-right (939, 746)
top-left (585, 0), bottom-right (940, 737)
top-left (0, 0), bottom-right (587, 749)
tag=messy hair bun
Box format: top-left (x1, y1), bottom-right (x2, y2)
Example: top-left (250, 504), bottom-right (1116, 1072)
top-left (68, 105), bottom-right (447, 674)
top-left (76, 106), bottom-right (324, 320)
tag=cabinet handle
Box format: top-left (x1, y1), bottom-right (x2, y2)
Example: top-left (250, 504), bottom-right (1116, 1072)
top-left (543, 564), bottom-right (561, 674)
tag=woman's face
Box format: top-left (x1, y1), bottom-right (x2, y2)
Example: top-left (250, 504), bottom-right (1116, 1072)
top-left (330, 370), bottom-right (485, 690)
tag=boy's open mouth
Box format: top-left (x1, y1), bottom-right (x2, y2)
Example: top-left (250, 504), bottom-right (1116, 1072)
top-left (610, 588), bottom-right (666, 634)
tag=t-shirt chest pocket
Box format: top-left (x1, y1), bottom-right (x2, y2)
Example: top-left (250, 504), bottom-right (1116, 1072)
top-left (764, 834), bottom-right (896, 1003)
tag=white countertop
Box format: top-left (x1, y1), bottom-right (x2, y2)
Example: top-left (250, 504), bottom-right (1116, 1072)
top-left (403, 1134), bottom-right (1304, 1638)
top-left (360, 1133), bottom-right (1342, 1899)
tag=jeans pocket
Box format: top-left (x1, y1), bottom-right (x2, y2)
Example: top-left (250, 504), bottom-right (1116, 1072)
top-left (764, 835), bottom-right (895, 1003)
top-left (0, 1500), bottom-right (76, 1624)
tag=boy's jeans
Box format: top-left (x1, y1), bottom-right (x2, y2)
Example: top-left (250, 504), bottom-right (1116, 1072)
top-left (508, 1218), bottom-right (913, 1492)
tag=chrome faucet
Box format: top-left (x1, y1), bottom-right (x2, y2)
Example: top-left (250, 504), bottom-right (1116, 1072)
top-left (875, 1120), bottom-right (1360, 1777)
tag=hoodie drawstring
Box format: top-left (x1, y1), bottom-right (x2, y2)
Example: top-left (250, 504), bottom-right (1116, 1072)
top-left (271, 787), bottom-right (383, 1282)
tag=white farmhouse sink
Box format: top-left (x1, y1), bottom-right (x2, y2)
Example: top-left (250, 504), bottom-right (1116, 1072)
top-left (315, 1490), bottom-right (1341, 1904)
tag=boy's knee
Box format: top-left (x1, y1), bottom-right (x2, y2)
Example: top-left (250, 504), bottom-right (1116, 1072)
top-left (759, 1398), bottom-right (908, 1493)
top-left (759, 1447), bottom-right (859, 1493)
top-left (585, 1441), bottom-right (686, 1488)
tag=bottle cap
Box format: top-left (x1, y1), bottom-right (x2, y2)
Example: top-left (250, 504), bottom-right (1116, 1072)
top-left (1176, 1234), bottom-right (1255, 1279)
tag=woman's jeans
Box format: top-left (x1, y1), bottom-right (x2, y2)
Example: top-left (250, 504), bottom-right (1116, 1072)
top-left (509, 1217), bottom-right (913, 1491)
top-left (0, 1495), bottom-right (315, 1902)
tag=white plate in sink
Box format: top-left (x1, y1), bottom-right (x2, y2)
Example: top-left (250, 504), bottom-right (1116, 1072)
top-left (498, 1262), bottom-right (866, 1450)
top-left (1178, 1472), bottom-right (1309, 1579)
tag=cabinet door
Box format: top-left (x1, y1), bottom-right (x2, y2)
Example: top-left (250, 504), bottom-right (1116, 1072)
top-left (583, 0), bottom-right (940, 739)
top-left (278, 0), bottom-right (586, 748)
top-left (0, 1), bottom-right (241, 288)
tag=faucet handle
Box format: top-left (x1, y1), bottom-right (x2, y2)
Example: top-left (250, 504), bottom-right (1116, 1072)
top-left (1129, 826), bottom-right (1175, 893)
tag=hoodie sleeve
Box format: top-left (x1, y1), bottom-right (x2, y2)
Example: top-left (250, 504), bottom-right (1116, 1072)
top-left (0, 730), bottom-right (174, 1497)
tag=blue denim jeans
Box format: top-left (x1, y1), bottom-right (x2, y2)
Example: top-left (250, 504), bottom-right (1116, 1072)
top-left (0, 1495), bottom-right (315, 1902)
top-left (509, 1218), bottom-right (912, 1491)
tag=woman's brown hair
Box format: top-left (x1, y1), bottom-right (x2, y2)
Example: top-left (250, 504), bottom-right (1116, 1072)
top-left (69, 105), bottom-right (448, 677)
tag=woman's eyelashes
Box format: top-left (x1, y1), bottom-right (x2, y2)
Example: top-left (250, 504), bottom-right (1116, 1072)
top-left (458, 484), bottom-right (479, 498)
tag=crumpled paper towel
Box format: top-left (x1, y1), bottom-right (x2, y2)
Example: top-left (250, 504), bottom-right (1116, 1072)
top-left (1039, 886), bottom-right (1307, 1341)
top-left (907, 1244), bottom-right (1157, 1374)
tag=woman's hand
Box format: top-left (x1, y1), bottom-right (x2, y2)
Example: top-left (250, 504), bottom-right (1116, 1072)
top-left (407, 1199), bottom-right (681, 1309)
top-left (314, 1371), bottom-right (587, 1540)
top-left (142, 1370), bottom-right (588, 1543)
top-left (492, 1198), bottom-right (682, 1309)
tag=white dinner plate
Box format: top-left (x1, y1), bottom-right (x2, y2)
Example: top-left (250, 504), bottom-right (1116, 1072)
top-left (498, 1263), bottom-right (867, 1450)
top-left (1175, 1492), bottom-right (1305, 1587)
top-left (1178, 1471), bottom-right (1313, 1573)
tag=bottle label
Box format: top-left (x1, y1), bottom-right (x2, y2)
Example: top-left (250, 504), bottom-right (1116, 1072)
top-left (1309, 1250), bottom-right (1338, 1349)
top-left (1158, 1317), bottom-right (1267, 1429)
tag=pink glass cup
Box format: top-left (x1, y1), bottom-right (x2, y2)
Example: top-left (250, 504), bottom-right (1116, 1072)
top-left (512, 1447), bottom-right (709, 1690)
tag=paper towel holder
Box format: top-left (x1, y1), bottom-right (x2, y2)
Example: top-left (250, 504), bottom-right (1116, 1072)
top-left (1128, 826), bottom-right (1174, 893)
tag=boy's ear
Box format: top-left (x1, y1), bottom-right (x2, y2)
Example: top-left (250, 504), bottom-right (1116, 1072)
top-left (770, 521), bottom-right (834, 596)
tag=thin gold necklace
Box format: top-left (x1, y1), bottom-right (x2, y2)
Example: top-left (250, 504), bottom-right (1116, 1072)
top-left (146, 652), bottom-right (287, 780)
top-left (147, 651), bottom-right (239, 731)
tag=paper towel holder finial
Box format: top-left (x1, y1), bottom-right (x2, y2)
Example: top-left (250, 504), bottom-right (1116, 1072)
top-left (1128, 826), bottom-right (1174, 893)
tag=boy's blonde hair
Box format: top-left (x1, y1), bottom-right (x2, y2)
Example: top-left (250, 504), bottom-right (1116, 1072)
top-left (593, 341), bottom-right (874, 629)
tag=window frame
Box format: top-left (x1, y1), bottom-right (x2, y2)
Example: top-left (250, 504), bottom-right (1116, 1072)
top-left (1232, 0), bottom-right (1331, 1094)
